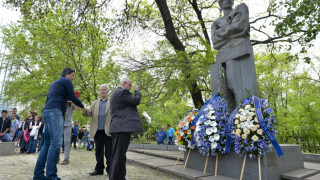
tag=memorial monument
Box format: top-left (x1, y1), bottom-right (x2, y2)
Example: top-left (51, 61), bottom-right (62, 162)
top-left (184, 1), bottom-right (306, 179)
top-left (210, 0), bottom-right (258, 110)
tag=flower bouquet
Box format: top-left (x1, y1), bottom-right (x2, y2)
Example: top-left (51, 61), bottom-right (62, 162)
top-left (227, 96), bottom-right (283, 180)
top-left (174, 109), bottom-right (198, 168)
top-left (194, 95), bottom-right (229, 174)
top-left (174, 109), bottom-right (198, 152)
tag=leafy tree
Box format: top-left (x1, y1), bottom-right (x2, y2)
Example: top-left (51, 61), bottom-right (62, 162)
top-left (1, 0), bottom-right (121, 123)
top-left (256, 53), bottom-right (320, 152)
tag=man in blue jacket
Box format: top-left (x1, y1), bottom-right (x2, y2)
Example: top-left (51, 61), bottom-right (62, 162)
top-left (33, 67), bottom-right (84, 180)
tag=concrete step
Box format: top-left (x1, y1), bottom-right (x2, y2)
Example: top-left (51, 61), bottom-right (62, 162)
top-left (130, 148), bottom-right (184, 161)
top-left (198, 175), bottom-right (238, 180)
top-left (280, 168), bottom-right (319, 180)
top-left (304, 173), bottom-right (320, 180)
top-left (0, 142), bottom-right (15, 156)
top-left (127, 149), bottom-right (239, 180)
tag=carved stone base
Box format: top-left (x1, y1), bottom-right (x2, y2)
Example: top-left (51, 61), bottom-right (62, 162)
top-left (184, 145), bottom-right (304, 180)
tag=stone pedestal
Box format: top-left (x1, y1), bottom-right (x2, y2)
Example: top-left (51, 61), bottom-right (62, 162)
top-left (0, 142), bottom-right (15, 156)
top-left (184, 144), bottom-right (304, 180)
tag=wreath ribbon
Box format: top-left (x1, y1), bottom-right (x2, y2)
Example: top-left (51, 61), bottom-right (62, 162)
top-left (225, 106), bottom-right (239, 153)
top-left (253, 96), bottom-right (284, 157)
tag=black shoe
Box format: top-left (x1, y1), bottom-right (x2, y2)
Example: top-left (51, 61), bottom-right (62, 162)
top-left (89, 170), bottom-right (103, 176)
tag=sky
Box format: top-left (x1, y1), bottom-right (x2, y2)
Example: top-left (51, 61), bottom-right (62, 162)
top-left (0, 0), bottom-right (319, 86)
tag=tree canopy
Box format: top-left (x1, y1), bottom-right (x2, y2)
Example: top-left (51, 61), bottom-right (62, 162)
top-left (1, 0), bottom-right (319, 150)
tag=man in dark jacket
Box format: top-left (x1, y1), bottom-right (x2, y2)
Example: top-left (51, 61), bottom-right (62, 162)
top-left (33, 67), bottom-right (84, 180)
top-left (109, 78), bottom-right (144, 180)
top-left (0, 110), bottom-right (11, 142)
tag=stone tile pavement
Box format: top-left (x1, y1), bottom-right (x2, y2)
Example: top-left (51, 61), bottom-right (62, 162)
top-left (0, 148), bottom-right (182, 180)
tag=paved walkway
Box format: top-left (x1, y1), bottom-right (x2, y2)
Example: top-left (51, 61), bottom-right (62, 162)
top-left (2, 146), bottom-right (320, 180)
top-left (0, 148), bottom-right (181, 180)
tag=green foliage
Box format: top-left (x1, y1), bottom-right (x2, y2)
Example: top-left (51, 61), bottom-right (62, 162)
top-left (256, 53), bottom-right (320, 153)
top-left (1, 0), bottom-right (121, 114)
top-left (269, 0), bottom-right (320, 60)
top-left (2, 0), bottom-right (320, 150)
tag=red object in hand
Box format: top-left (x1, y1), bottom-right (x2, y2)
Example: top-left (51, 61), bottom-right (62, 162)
top-left (75, 91), bottom-right (80, 97)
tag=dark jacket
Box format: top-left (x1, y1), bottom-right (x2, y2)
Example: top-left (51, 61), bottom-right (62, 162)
top-left (0, 117), bottom-right (11, 133)
top-left (109, 87), bottom-right (144, 133)
top-left (43, 76), bottom-right (84, 114)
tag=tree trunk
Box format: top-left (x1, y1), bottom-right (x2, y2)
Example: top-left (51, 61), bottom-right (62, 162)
top-left (155, 0), bottom-right (204, 108)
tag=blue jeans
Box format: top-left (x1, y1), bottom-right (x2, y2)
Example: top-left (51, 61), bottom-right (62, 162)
top-left (0, 133), bottom-right (12, 142)
top-left (38, 132), bottom-right (44, 152)
top-left (28, 137), bottom-right (36, 153)
top-left (33, 108), bottom-right (63, 180)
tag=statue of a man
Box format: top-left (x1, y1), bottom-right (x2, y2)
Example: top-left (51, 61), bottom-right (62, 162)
top-left (210, 0), bottom-right (258, 108)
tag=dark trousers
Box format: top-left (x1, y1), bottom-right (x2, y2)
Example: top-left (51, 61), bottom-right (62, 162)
top-left (109, 132), bottom-right (131, 180)
top-left (94, 130), bottom-right (112, 174)
top-left (71, 135), bottom-right (77, 148)
top-left (20, 137), bottom-right (29, 153)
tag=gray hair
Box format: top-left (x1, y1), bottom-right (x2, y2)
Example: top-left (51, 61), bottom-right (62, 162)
top-left (99, 84), bottom-right (109, 90)
top-left (120, 77), bottom-right (131, 85)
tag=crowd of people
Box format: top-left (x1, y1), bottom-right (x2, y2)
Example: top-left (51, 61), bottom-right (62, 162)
top-left (0, 107), bottom-right (90, 156)
top-left (25, 67), bottom-right (143, 180)
top-left (1, 68), bottom-right (144, 180)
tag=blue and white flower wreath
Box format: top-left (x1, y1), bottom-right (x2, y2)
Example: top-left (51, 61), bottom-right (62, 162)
top-left (227, 96), bottom-right (282, 159)
top-left (194, 95), bottom-right (229, 157)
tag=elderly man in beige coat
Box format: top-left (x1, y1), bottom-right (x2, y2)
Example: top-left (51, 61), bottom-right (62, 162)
top-left (83, 84), bottom-right (112, 176)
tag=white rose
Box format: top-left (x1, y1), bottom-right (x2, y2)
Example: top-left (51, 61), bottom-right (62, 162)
top-left (256, 124), bottom-right (260, 128)
top-left (241, 134), bottom-right (247, 139)
top-left (214, 134), bottom-right (220, 141)
top-left (212, 127), bottom-right (218, 133)
top-left (251, 108), bottom-right (255, 112)
top-left (245, 105), bottom-right (251, 110)
top-left (236, 133), bottom-right (241, 137)
top-left (257, 129), bottom-right (263, 135)
top-left (248, 116), bottom-right (253, 120)
top-left (210, 121), bottom-right (217, 127)
top-left (252, 135), bottom-right (259, 141)
top-left (206, 128), bottom-right (213, 135)
top-left (243, 129), bottom-right (250, 135)
top-left (237, 124), bottom-right (241, 128)
top-left (236, 129), bottom-right (241, 134)
top-left (235, 120), bottom-right (240, 124)
top-left (235, 114), bottom-right (240, 118)
top-left (211, 142), bottom-right (218, 149)
top-left (254, 117), bottom-right (259, 123)
top-left (250, 126), bottom-right (257, 131)
top-left (249, 112), bottom-right (255, 116)
top-left (204, 120), bottom-right (211, 126)
top-left (209, 136), bottom-right (215, 142)
top-left (240, 116), bottom-right (246, 121)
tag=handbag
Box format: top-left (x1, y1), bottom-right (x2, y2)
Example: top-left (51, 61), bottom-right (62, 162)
top-left (23, 129), bottom-right (30, 142)
top-left (30, 126), bottom-right (39, 136)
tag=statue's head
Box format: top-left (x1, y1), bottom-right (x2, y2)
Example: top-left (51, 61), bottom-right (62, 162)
top-left (218, 0), bottom-right (234, 9)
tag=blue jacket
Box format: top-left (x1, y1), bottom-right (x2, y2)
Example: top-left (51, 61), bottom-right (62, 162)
top-left (43, 76), bottom-right (84, 114)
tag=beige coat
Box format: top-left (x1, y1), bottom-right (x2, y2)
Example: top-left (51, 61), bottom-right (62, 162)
top-left (83, 98), bottom-right (111, 138)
